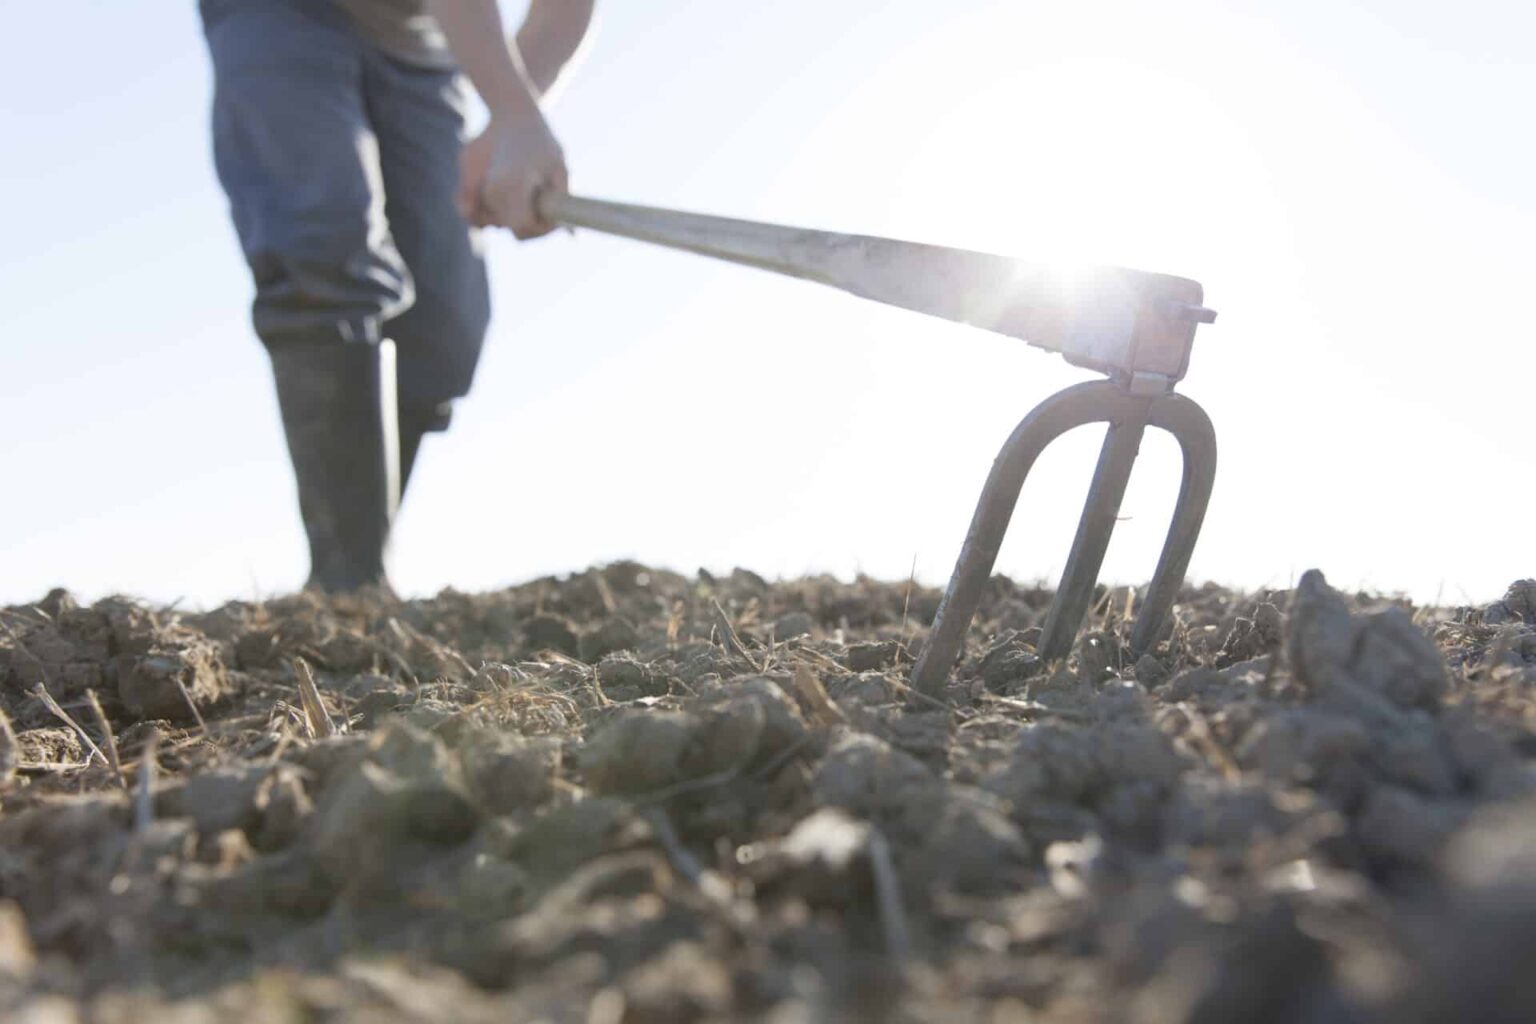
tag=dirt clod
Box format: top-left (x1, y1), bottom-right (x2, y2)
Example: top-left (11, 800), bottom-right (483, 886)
top-left (581, 711), bottom-right (698, 795)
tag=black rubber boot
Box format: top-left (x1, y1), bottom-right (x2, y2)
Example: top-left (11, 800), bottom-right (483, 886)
top-left (269, 339), bottom-right (400, 593)
top-left (398, 400), bottom-right (454, 500)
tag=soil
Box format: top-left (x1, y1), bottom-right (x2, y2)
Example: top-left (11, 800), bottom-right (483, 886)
top-left (2, 566), bottom-right (1535, 1022)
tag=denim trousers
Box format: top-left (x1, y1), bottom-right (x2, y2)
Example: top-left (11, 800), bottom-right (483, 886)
top-left (200, 0), bottom-right (490, 416)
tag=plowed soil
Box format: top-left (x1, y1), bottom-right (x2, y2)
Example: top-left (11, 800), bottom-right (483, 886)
top-left (3, 565), bottom-right (1535, 1022)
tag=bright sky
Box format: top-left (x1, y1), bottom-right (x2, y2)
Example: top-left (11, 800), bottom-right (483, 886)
top-left (1, 0), bottom-right (1531, 609)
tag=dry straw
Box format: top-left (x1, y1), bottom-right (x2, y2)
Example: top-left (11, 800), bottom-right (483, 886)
top-left (293, 658), bottom-right (339, 739)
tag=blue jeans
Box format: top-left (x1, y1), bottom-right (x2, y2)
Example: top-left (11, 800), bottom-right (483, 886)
top-left (201, 0), bottom-right (490, 417)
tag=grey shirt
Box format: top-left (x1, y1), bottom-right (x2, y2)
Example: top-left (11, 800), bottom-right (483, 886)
top-left (333, 0), bottom-right (456, 69)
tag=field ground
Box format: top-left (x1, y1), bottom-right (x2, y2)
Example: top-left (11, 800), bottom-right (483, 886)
top-left (2, 565), bottom-right (1535, 1022)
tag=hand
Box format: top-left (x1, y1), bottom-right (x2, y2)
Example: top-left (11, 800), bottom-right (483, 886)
top-left (457, 107), bottom-right (567, 239)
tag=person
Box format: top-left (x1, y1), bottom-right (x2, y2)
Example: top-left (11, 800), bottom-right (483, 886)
top-left (199, 0), bottom-right (595, 592)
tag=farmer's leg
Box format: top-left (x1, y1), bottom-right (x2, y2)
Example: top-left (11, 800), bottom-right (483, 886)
top-left (203, 0), bottom-right (409, 591)
top-left (363, 50), bottom-right (492, 493)
top-left (204, 0), bottom-right (415, 345)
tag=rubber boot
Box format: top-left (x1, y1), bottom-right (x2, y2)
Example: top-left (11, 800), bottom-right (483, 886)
top-left (398, 400), bottom-right (454, 500)
top-left (269, 339), bottom-right (400, 593)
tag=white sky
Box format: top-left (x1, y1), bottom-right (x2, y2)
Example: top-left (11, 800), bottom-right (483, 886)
top-left (0, 0), bottom-right (1531, 609)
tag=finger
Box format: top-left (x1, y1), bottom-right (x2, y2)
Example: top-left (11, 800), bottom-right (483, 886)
top-left (528, 166), bottom-right (567, 235)
top-left (511, 177), bottom-right (549, 238)
top-left (507, 207), bottom-right (536, 239)
top-left (512, 202), bottom-right (556, 239)
top-left (511, 213), bottom-right (548, 240)
top-left (480, 176), bottom-right (518, 229)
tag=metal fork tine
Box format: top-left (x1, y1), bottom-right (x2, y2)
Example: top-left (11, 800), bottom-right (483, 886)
top-left (1036, 400), bottom-right (1152, 664)
top-left (1129, 394), bottom-right (1218, 654)
top-left (913, 381), bottom-right (1124, 697)
top-left (912, 381), bottom-right (1216, 701)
